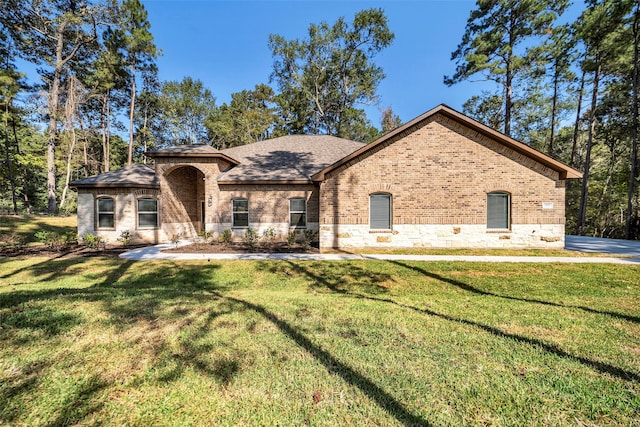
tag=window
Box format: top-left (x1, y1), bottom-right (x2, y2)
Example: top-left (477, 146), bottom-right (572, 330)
top-left (290, 198), bottom-right (307, 227)
top-left (137, 198), bottom-right (158, 228)
top-left (97, 197), bottom-right (115, 229)
top-left (370, 193), bottom-right (391, 230)
top-left (232, 198), bottom-right (249, 227)
top-left (487, 192), bottom-right (510, 230)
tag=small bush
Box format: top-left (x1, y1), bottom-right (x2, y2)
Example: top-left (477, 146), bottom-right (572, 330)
top-left (82, 233), bottom-right (103, 249)
top-left (170, 233), bottom-right (182, 248)
top-left (242, 227), bottom-right (259, 251)
top-left (261, 227), bottom-right (276, 246)
top-left (34, 230), bottom-right (52, 246)
top-left (34, 230), bottom-right (67, 249)
top-left (117, 230), bottom-right (132, 247)
top-left (219, 229), bottom-right (233, 245)
top-left (199, 230), bottom-right (213, 243)
top-left (62, 231), bottom-right (78, 245)
top-left (301, 229), bottom-right (317, 250)
top-left (286, 230), bottom-right (297, 249)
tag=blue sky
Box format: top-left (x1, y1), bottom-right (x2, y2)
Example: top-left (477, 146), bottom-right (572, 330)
top-left (143, 0), bottom-right (489, 126)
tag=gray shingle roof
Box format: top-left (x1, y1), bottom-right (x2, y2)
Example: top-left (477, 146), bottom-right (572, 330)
top-left (218, 135), bottom-right (365, 182)
top-left (148, 144), bottom-right (220, 155)
top-left (70, 164), bottom-right (159, 188)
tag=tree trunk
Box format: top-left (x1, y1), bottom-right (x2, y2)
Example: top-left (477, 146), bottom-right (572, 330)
top-left (577, 62), bottom-right (601, 236)
top-left (12, 117), bottom-right (30, 214)
top-left (570, 69), bottom-right (586, 167)
top-left (504, 12), bottom-right (515, 137)
top-left (101, 90), bottom-right (110, 172)
top-left (142, 104), bottom-right (149, 163)
top-left (4, 100), bottom-right (18, 214)
top-left (47, 24), bottom-right (68, 215)
top-left (626, 3), bottom-right (640, 240)
top-left (60, 126), bottom-right (77, 209)
top-left (128, 63), bottom-right (136, 165)
top-left (548, 63), bottom-right (559, 156)
top-left (78, 113), bottom-right (90, 177)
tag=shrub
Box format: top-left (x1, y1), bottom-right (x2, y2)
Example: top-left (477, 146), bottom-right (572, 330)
top-left (261, 227), bottom-right (276, 246)
top-left (219, 229), bottom-right (233, 245)
top-left (242, 227), bottom-right (259, 251)
top-left (34, 230), bottom-right (67, 249)
top-left (34, 230), bottom-right (52, 246)
top-left (199, 230), bottom-right (213, 243)
top-left (117, 230), bottom-right (132, 247)
top-left (286, 230), bottom-right (297, 249)
top-left (82, 233), bottom-right (103, 249)
top-left (301, 229), bottom-right (317, 250)
top-left (62, 231), bottom-right (78, 246)
top-left (170, 233), bottom-right (182, 248)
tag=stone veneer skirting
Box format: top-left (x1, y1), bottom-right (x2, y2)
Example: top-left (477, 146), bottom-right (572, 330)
top-left (319, 224), bottom-right (565, 249)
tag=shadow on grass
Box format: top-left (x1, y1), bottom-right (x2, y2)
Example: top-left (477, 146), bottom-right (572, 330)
top-left (0, 215), bottom-right (75, 245)
top-left (257, 260), bottom-right (393, 295)
top-left (45, 375), bottom-right (107, 427)
top-left (280, 260), bottom-right (640, 384)
top-left (226, 294), bottom-right (431, 427)
top-left (0, 258), bottom-right (233, 424)
top-left (388, 260), bottom-right (640, 325)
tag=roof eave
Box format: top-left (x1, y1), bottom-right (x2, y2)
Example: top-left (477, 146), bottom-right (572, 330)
top-left (217, 179), bottom-right (312, 185)
top-left (70, 183), bottom-right (160, 190)
top-left (146, 151), bottom-right (240, 165)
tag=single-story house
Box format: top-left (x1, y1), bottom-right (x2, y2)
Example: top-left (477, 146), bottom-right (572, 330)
top-left (70, 104), bottom-right (582, 249)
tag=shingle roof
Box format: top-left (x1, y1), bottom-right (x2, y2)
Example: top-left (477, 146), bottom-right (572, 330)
top-left (146, 144), bottom-right (239, 163)
top-left (218, 135), bottom-right (365, 183)
top-left (69, 164), bottom-right (159, 189)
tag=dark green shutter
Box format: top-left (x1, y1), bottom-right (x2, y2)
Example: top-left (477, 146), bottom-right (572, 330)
top-left (370, 194), bottom-right (391, 229)
top-left (487, 193), bottom-right (509, 229)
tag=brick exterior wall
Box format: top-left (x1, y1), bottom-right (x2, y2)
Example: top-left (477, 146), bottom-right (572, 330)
top-left (76, 188), bottom-right (161, 244)
top-left (215, 184), bottom-right (319, 240)
top-left (319, 114), bottom-right (567, 249)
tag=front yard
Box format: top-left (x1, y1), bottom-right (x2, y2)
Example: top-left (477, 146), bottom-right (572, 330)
top-left (1, 254), bottom-right (639, 425)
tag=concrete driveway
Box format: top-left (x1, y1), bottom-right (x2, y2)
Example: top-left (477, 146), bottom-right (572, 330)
top-left (565, 235), bottom-right (640, 257)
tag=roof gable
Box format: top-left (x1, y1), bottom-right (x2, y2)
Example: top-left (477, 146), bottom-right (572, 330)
top-left (312, 104), bottom-right (582, 181)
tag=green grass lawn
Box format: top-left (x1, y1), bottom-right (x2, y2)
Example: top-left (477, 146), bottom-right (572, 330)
top-left (0, 215), bottom-right (76, 245)
top-left (1, 255), bottom-right (639, 426)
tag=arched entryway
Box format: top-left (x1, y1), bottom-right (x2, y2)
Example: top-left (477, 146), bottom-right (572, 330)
top-left (163, 165), bottom-right (205, 238)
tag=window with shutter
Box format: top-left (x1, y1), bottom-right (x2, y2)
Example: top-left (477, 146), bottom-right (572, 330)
top-left (487, 192), bottom-right (510, 229)
top-left (370, 193), bottom-right (391, 230)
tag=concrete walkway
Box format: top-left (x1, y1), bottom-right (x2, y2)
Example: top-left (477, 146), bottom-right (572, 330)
top-left (120, 236), bottom-right (640, 264)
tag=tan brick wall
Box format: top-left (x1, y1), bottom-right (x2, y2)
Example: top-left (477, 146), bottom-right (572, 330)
top-left (76, 188), bottom-right (162, 244)
top-left (319, 114), bottom-right (567, 248)
top-left (212, 184), bottom-right (319, 239)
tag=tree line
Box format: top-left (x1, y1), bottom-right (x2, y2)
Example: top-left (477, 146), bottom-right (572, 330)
top-left (0, 0), bottom-right (638, 240)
